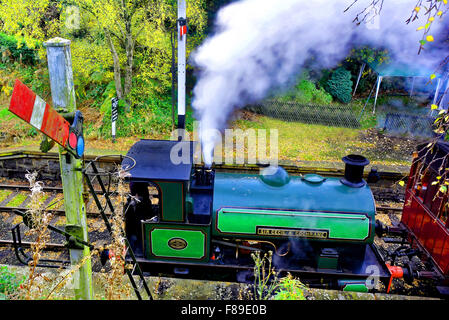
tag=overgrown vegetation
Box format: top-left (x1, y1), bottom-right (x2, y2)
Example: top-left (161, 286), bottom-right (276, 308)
top-left (0, 33), bottom-right (39, 65)
top-left (0, 265), bottom-right (24, 299)
top-left (277, 72), bottom-right (333, 105)
top-left (251, 251), bottom-right (307, 300)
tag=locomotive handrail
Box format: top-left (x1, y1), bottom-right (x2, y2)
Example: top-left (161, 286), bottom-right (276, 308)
top-left (219, 208), bottom-right (368, 220)
top-left (83, 154), bottom-right (136, 175)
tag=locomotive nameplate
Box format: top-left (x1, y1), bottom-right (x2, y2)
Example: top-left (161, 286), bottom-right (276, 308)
top-left (256, 227), bottom-right (329, 239)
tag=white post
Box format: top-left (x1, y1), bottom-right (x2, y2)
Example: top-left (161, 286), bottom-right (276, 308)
top-left (373, 76), bottom-right (382, 114)
top-left (439, 78), bottom-right (449, 111)
top-left (177, 0), bottom-right (186, 129)
top-left (353, 63), bottom-right (366, 96)
top-left (433, 78), bottom-right (442, 106)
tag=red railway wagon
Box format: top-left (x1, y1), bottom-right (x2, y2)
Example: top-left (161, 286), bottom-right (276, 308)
top-left (402, 141), bottom-right (449, 283)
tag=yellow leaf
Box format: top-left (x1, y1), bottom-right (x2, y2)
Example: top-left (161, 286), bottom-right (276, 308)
top-left (426, 35), bottom-right (434, 42)
top-left (415, 6), bottom-right (421, 12)
top-left (437, 11), bottom-right (443, 16)
top-left (417, 26), bottom-right (425, 31)
top-left (431, 104), bottom-right (438, 110)
top-left (399, 181), bottom-right (405, 187)
top-left (430, 74), bottom-right (437, 80)
top-left (429, 17), bottom-right (435, 22)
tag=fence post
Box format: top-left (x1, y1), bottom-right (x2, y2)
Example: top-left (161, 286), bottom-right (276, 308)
top-left (44, 38), bottom-right (93, 300)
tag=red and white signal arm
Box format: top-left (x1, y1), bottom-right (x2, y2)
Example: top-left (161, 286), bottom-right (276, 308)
top-left (9, 79), bottom-right (85, 158)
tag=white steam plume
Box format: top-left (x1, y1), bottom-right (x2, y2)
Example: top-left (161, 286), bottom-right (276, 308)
top-left (191, 0), bottom-right (447, 165)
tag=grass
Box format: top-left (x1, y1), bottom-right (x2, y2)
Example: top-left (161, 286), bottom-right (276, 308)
top-left (5, 193), bottom-right (28, 207)
top-left (0, 110), bottom-right (414, 167)
top-left (235, 117), bottom-right (359, 161)
top-left (0, 190), bottom-right (12, 203)
top-left (232, 115), bottom-right (412, 166)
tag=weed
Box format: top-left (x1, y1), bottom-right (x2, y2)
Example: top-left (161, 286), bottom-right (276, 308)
top-left (18, 171), bottom-right (53, 300)
top-left (273, 273), bottom-right (307, 300)
top-left (0, 266), bottom-right (25, 299)
top-left (99, 166), bottom-right (133, 300)
top-left (251, 251), bottom-right (279, 300)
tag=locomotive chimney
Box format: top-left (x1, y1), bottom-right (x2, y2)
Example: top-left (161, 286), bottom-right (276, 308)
top-left (340, 154), bottom-right (370, 188)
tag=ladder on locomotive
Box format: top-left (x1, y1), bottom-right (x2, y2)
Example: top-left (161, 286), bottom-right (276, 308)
top-left (82, 159), bottom-right (152, 300)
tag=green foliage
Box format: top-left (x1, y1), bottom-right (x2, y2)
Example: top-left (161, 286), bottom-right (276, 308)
top-left (96, 92), bottom-right (187, 139)
top-left (0, 33), bottom-right (39, 65)
top-left (278, 73), bottom-right (333, 105)
top-left (70, 39), bottom-right (114, 102)
top-left (0, 0), bottom-right (60, 50)
top-left (273, 274), bottom-right (307, 300)
top-left (0, 108), bottom-right (13, 120)
top-left (0, 266), bottom-right (24, 299)
top-left (251, 252), bottom-right (308, 300)
top-left (296, 79), bottom-right (333, 105)
top-left (325, 68), bottom-right (353, 104)
top-left (99, 81), bottom-right (118, 114)
top-left (346, 46), bottom-right (390, 66)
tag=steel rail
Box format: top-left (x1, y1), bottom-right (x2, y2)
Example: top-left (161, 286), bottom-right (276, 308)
top-left (0, 205), bottom-right (110, 217)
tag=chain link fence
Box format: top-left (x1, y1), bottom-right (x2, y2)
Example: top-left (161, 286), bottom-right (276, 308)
top-left (379, 113), bottom-right (437, 138)
top-left (244, 98), bottom-right (441, 139)
top-left (246, 100), bottom-right (361, 128)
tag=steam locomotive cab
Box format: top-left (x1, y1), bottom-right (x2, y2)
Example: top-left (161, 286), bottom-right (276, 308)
top-left (122, 139), bottom-right (212, 261)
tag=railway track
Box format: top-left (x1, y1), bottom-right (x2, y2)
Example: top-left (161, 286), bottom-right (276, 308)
top-left (0, 150), bottom-right (410, 182)
top-left (0, 180), bottom-right (404, 215)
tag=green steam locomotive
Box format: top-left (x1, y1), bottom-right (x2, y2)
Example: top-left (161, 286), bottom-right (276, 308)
top-left (121, 139), bottom-right (390, 292)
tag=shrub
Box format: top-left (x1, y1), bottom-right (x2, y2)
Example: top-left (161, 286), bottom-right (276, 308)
top-left (273, 274), bottom-right (307, 300)
top-left (279, 76), bottom-right (333, 105)
top-left (325, 68), bottom-right (353, 104)
top-left (0, 33), bottom-right (38, 65)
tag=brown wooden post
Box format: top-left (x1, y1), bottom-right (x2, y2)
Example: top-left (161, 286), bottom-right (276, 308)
top-left (44, 38), bottom-right (93, 300)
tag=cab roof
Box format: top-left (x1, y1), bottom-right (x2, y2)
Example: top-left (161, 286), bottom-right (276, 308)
top-left (122, 139), bottom-right (195, 182)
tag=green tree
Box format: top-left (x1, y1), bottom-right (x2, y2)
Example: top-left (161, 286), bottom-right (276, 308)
top-left (69, 0), bottom-right (207, 108)
top-left (325, 68), bottom-right (353, 104)
top-left (0, 0), bottom-right (208, 109)
top-left (0, 0), bottom-right (61, 50)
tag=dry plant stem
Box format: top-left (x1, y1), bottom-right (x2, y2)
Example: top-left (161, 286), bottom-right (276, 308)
top-left (20, 171), bottom-right (53, 300)
top-left (104, 166), bottom-right (132, 300)
top-left (45, 250), bottom-right (98, 300)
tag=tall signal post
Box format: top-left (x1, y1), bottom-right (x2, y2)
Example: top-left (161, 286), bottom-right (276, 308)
top-left (44, 38), bottom-right (93, 300)
top-left (177, 0), bottom-right (187, 130)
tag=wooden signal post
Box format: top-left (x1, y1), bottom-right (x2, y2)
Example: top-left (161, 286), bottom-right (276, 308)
top-left (44, 38), bottom-right (93, 300)
top-left (9, 38), bottom-right (93, 299)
